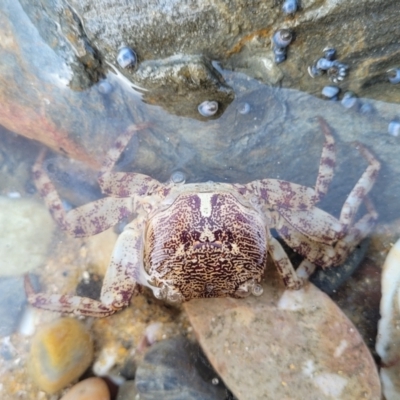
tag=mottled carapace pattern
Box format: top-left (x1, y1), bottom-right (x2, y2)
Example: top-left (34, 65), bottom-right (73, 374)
top-left (145, 192), bottom-right (267, 300)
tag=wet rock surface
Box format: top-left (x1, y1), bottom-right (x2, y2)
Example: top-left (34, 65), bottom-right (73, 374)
top-left (0, 2), bottom-right (399, 398)
top-left (135, 336), bottom-right (228, 400)
top-left (1, 1), bottom-right (399, 224)
top-left (185, 263), bottom-right (381, 399)
top-left (1, 1), bottom-right (399, 228)
top-left (17, 0), bottom-right (400, 104)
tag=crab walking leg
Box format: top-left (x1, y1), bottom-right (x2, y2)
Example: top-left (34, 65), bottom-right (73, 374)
top-left (296, 260), bottom-right (316, 281)
top-left (98, 124), bottom-right (162, 198)
top-left (268, 235), bottom-right (304, 289)
top-left (312, 117), bottom-right (337, 205)
top-left (24, 276), bottom-right (117, 317)
top-left (33, 149), bottom-right (135, 237)
top-left (235, 117), bottom-right (336, 211)
top-left (276, 199), bottom-right (378, 269)
top-left (100, 216), bottom-right (152, 308)
top-left (339, 142), bottom-right (380, 230)
top-left (25, 217), bottom-right (150, 317)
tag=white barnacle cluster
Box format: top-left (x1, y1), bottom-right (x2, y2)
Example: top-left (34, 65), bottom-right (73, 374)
top-left (308, 47), bottom-right (349, 85)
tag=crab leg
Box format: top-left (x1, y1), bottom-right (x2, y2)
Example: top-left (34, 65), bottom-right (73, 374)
top-left (98, 124), bottom-right (163, 198)
top-left (268, 235), bottom-right (304, 289)
top-left (312, 117), bottom-right (337, 204)
top-left (339, 142), bottom-right (380, 230)
top-left (236, 118), bottom-right (336, 211)
top-left (33, 150), bottom-right (134, 237)
top-left (25, 217), bottom-right (151, 317)
top-left (275, 198), bottom-right (378, 269)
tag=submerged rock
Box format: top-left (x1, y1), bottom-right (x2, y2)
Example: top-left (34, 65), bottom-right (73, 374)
top-left (15, 0), bottom-right (400, 103)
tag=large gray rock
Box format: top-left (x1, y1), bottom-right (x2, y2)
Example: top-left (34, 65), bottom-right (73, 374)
top-left (17, 0), bottom-right (400, 104)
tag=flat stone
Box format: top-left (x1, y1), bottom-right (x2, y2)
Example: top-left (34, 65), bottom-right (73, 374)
top-left (185, 264), bottom-right (381, 399)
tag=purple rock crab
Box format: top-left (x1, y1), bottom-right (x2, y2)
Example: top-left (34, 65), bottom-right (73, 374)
top-left (25, 118), bottom-right (380, 317)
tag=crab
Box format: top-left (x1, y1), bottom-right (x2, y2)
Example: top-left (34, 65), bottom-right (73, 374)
top-left (25, 117), bottom-right (380, 317)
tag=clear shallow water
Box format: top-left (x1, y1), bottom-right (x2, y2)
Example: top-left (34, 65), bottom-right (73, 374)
top-left (0, 0), bottom-right (400, 399)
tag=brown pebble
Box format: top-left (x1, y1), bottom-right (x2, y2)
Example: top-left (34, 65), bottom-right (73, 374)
top-left (29, 318), bottom-right (93, 393)
top-left (60, 378), bottom-right (110, 400)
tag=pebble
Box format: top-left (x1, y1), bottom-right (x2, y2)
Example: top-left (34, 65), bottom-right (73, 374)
top-left (29, 318), bottom-right (94, 393)
top-left (0, 196), bottom-right (55, 276)
top-left (60, 378), bottom-right (110, 400)
top-left (134, 336), bottom-right (227, 400)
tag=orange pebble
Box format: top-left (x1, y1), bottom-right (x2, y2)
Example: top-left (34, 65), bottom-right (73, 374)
top-left (60, 378), bottom-right (110, 400)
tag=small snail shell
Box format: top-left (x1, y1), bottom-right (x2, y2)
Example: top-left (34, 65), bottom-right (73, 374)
top-left (238, 102), bottom-right (251, 115)
top-left (341, 92), bottom-right (359, 110)
top-left (321, 85), bottom-right (340, 99)
top-left (117, 47), bottom-right (137, 69)
top-left (273, 46), bottom-right (287, 64)
top-left (282, 0), bottom-right (298, 14)
top-left (97, 80), bottom-right (113, 94)
top-left (316, 58), bottom-right (334, 71)
top-left (387, 68), bottom-right (400, 84)
top-left (170, 170), bottom-right (186, 184)
top-left (198, 100), bottom-right (219, 117)
top-left (323, 47), bottom-right (337, 61)
top-left (388, 121), bottom-right (400, 137)
top-left (359, 102), bottom-right (374, 115)
top-left (272, 29), bottom-right (293, 48)
top-left (308, 64), bottom-right (323, 78)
